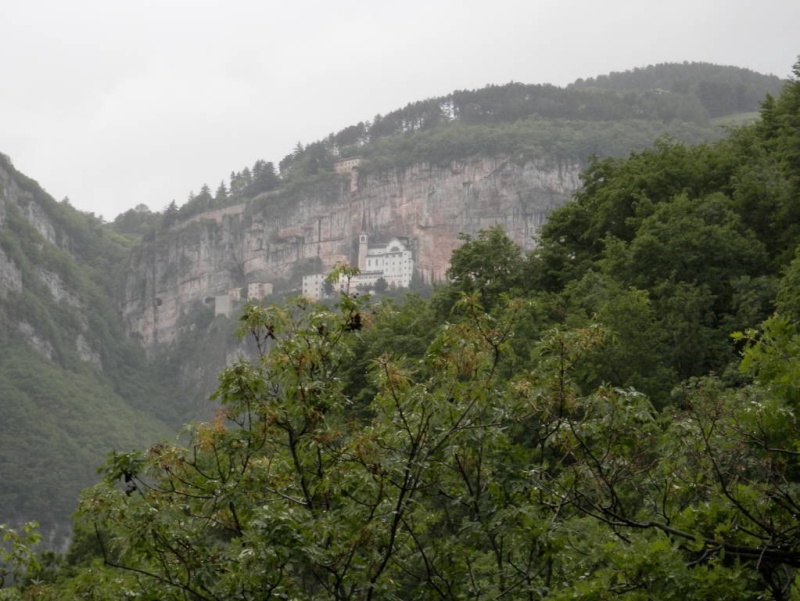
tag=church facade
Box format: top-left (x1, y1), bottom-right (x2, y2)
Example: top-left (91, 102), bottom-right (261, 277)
top-left (302, 234), bottom-right (414, 301)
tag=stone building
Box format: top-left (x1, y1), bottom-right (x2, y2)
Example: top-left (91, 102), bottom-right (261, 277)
top-left (357, 234), bottom-right (414, 288)
top-left (334, 157), bottom-right (361, 192)
top-left (247, 282), bottom-right (273, 301)
top-left (301, 234), bottom-right (414, 301)
top-left (333, 157), bottom-right (361, 174)
top-left (214, 295), bottom-right (232, 317)
top-left (301, 274), bottom-right (326, 300)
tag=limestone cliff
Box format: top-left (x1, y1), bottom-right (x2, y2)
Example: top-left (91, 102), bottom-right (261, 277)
top-left (120, 155), bottom-right (582, 347)
top-left (0, 158), bottom-right (93, 363)
top-left (0, 163), bottom-right (62, 248)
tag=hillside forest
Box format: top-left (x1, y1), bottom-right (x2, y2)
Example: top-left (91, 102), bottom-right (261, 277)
top-left (112, 62), bottom-right (782, 233)
top-left (1, 59), bottom-right (800, 599)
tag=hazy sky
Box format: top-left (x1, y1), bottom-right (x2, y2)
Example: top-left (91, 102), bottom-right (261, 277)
top-left (1, 0), bottom-right (797, 220)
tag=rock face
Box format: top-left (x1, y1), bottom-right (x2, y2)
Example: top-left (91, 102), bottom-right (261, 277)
top-left (120, 155), bottom-right (582, 347)
top-left (0, 164), bottom-right (63, 249)
top-left (0, 247), bottom-right (22, 298)
top-left (0, 159), bottom-right (101, 364)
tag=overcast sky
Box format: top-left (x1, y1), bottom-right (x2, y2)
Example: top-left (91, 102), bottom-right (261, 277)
top-left (1, 0), bottom-right (797, 220)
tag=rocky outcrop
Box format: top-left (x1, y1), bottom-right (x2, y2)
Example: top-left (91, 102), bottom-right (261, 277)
top-left (0, 161), bottom-right (63, 249)
top-left (37, 267), bottom-right (82, 308)
top-left (75, 333), bottom-right (102, 371)
top-left (17, 321), bottom-right (54, 360)
top-left (120, 155), bottom-right (582, 347)
top-left (0, 158), bottom-right (102, 368)
top-left (0, 247), bottom-right (22, 298)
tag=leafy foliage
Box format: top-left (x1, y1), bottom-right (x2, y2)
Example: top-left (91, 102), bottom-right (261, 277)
top-left (22, 292), bottom-right (800, 600)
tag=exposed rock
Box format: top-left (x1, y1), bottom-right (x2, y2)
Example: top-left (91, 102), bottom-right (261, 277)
top-left (76, 334), bottom-right (102, 371)
top-left (0, 163), bottom-right (61, 247)
top-left (17, 321), bottom-right (54, 360)
top-left (0, 247), bottom-right (22, 298)
top-left (19, 200), bottom-right (58, 246)
top-left (120, 155), bottom-right (582, 348)
top-left (38, 267), bottom-right (82, 308)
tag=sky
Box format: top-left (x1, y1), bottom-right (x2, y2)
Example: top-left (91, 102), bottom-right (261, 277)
top-left (0, 0), bottom-right (797, 220)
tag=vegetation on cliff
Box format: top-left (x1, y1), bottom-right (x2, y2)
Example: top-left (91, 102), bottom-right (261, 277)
top-left (282, 63), bottom-right (781, 175)
top-left (113, 62), bottom-right (782, 235)
top-left (0, 156), bottom-right (183, 543)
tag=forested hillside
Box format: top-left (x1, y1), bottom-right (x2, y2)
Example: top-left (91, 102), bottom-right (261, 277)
top-left (0, 156), bottom-right (195, 546)
top-left (115, 62), bottom-right (781, 230)
top-left (1, 59), bottom-right (799, 599)
top-left (569, 61), bottom-right (777, 116)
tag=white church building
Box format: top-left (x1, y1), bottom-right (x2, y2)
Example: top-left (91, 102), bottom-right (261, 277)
top-left (302, 234), bottom-right (414, 301)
